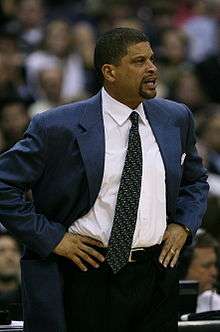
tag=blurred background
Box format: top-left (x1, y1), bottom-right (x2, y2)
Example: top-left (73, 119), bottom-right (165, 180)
top-left (0, 0), bottom-right (220, 321)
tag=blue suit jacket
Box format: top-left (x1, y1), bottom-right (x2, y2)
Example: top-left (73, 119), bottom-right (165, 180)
top-left (0, 92), bottom-right (209, 331)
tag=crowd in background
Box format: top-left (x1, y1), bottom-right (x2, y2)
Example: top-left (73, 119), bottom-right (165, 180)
top-left (0, 0), bottom-right (220, 319)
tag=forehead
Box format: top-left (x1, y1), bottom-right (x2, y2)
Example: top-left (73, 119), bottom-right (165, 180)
top-left (126, 41), bottom-right (153, 57)
top-left (193, 247), bottom-right (216, 263)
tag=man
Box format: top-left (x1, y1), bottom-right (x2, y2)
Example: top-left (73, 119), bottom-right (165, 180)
top-left (28, 65), bottom-right (63, 118)
top-left (0, 98), bottom-right (30, 150)
top-left (0, 233), bottom-right (21, 298)
top-left (0, 233), bottom-right (22, 320)
top-left (0, 28), bottom-right (209, 332)
top-left (182, 231), bottom-right (220, 312)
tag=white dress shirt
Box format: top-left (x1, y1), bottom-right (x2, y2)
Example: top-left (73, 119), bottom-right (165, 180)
top-left (196, 290), bottom-right (220, 313)
top-left (69, 88), bottom-right (167, 248)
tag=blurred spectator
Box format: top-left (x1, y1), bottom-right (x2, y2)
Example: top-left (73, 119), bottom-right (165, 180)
top-left (73, 21), bottom-right (96, 70)
top-left (144, 1), bottom-right (176, 49)
top-left (5, 0), bottom-right (45, 55)
top-left (196, 105), bottom-right (220, 242)
top-left (196, 49), bottom-right (220, 103)
top-left (0, 233), bottom-right (22, 320)
top-left (198, 105), bottom-right (220, 175)
top-left (182, 0), bottom-right (219, 63)
top-left (72, 21), bottom-right (100, 94)
top-left (172, 0), bottom-right (195, 28)
top-left (28, 66), bottom-right (63, 117)
top-left (26, 19), bottom-right (86, 102)
top-left (170, 68), bottom-right (207, 115)
top-left (180, 231), bottom-right (220, 312)
top-left (160, 28), bottom-right (188, 65)
top-left (0, 0), bottom-right (18, 28)
top-left (202, 194), bottom-right (220, 243)
top-left (106, 4), bottom-right (137, 30)
top-left (152, 1), bottom-right (175, 29)
top-left (0, 31), bottom-right (33, 104)
top-left (158, 28), bottom-right (190, 98)
top-left (0, 99), bottom-right (30, 150)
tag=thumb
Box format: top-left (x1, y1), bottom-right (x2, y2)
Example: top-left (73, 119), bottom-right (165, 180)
top-left (162, 230), bottom-right (169, 241)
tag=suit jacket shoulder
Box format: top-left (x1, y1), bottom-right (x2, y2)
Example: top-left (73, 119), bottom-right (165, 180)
top-left (144, 97), bottom-right (192, 127)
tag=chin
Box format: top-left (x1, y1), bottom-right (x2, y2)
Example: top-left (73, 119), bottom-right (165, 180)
top-left (140, 89), bottom-right (157, 100)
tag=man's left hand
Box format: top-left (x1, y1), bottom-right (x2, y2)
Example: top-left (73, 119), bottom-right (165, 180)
top-left (159, 223), bottom-right (189, 268)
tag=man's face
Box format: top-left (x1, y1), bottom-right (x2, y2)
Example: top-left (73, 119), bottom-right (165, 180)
top-left (105, 41), bottom-right (157, 108)
top-left (0, 236), bottom-right (21, 280)
top-left (186, 247), bottom-right (218, 293)
top-left (1, 103), bottom-right (29, 140)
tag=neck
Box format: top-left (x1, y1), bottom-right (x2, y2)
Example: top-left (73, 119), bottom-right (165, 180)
top-left (104, 86), bottom-right (142, 110)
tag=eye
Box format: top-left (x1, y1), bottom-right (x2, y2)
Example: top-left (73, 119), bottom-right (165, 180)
top-left (135, 58), bottom-right (145, 64)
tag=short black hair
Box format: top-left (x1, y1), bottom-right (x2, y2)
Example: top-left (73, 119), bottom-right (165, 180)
top-left (94, 27), bottom-right (149, 83)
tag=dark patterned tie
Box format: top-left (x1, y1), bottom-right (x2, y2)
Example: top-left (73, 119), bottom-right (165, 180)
top-left (106, 111), bottom-right (142, 273)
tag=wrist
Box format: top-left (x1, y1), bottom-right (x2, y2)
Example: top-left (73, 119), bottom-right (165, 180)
top-left (181, 225), bottom-right (191, 236)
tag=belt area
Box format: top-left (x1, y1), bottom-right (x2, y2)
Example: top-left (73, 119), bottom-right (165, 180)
top-left (96, 244), bottom-right (162, 263)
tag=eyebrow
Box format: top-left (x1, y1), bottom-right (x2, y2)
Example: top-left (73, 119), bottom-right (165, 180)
top-left (131, 52), bottom-right (154, 58)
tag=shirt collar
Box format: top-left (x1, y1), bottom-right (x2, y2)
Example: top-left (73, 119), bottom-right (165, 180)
top-left (102, 87), bottom-right (147, 126)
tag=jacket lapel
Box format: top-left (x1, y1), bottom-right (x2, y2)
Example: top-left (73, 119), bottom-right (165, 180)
top-left (75, 92), bottom-right (105, 208)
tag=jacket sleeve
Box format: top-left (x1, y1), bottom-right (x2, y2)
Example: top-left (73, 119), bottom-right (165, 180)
top-left (0, 115), bottom-right (66, 257)
top-left (176, 105), bottom-right (209, 238)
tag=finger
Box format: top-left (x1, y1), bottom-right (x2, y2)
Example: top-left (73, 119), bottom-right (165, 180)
top-left (81, 245), bottom-right (105, 263)
top-left (78, 250), bottom-right (101, 268)
top-left (79, 235), bottom-right (104, 247)
top-left (159, 240), bottom-right (172, 265)
top-left (162, 250), bottom-right (174, 268)
top-left (170, 249), bottom-right (180, 268)
top-left (71, 256), bottom-right (88, 272)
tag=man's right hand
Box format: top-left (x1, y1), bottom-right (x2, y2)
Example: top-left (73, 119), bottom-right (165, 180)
top-left (53, 233), bottom-right (105, 271)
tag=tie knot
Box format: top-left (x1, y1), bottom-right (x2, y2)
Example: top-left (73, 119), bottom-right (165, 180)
top-left (129, 112), bottom-right (139, 126)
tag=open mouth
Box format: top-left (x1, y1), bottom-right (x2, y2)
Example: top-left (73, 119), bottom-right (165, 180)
top-left (143, 78), bottom-right (157, 89)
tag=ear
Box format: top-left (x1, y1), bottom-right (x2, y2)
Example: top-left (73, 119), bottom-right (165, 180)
top-left (101, 64), bottom-right (116, 83)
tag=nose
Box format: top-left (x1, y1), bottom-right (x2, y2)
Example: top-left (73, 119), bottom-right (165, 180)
top-left (146, 60), bottom-right (157, 74)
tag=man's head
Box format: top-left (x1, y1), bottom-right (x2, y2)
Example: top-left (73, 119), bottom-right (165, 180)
top-left (0, 99), bottom-right (29, 147)
top-left (46, 20), bottom-right (72, 58)
top-left (18, 0), bottom-right (44, 29)
top-left (0, 234), bottom-right (21, 285)
top-left (39, 66), bottom-right (62, 103)
top-left (94, 28), bottom-right (157, 109)
top-left (184, 232), bottom-right (219, 294)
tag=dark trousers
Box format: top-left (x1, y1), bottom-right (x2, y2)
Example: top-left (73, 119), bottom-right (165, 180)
top-left (61, 247), bottom-right (179, 332)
